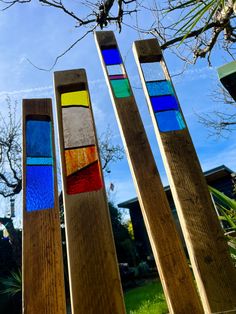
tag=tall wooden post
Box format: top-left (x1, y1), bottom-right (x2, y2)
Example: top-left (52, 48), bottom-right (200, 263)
top-left (54, 69), bottom-right (126, 314)
top-left (218, 60), bottom-right (236, 101)
top-left (22, 99), bottom-right (66, 314)
top-left (133, 38), bottom-right (236, 313)
top-left (95, 31), bottom-right (203, 314)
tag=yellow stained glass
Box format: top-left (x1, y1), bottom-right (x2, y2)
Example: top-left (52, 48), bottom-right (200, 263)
top-left (65, 146), bottom-right (98, 176)
top-left (61, 91), bottom-right (89, 107)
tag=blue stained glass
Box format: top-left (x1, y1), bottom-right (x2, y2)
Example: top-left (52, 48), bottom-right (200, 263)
top-left (146, 80), bottom-right (174, 97)
top-left (102, 48), bottom-right (122, 65)
top-left (151, 95), bottom-right (179, 112)
top-left (26, 165), bottom-right (54, 211)
top-left (26, 157), bottom-right (53, 165)
top-left (155, 110), bottom-right (186, 132)
top-left (26, 120), bottom-right (52, 157)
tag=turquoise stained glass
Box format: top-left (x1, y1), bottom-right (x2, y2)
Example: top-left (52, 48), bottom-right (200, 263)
top-left (146, 80), bottom-right (174, 97)
top-left (155, 110), bottom-right (185, 132)
top-left (26, 157), bottom-right (53, 165)
top-left (26, 165), bottom-right (54, 211)
top-left (151, 95), bottom-right (179, 112)
top-left (102, 48), bottom-right (122, 65)
top-left (26, 119), bottom-right (52, 157)
top-left (110, 78), bottom-right (131, 98)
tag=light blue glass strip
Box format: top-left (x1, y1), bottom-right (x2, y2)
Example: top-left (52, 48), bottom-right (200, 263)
top-left (26, 157), bottom-right (53, 165)
top-left (146, 80), bottom-right (174, 97)
top-left (155, 110), bottom-right (186, 132)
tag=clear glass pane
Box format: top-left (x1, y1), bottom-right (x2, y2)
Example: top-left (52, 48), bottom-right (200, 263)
top-left (141, 62), bottom-right (165, 81)
top-left (107, 64), bottom-right (124, 76)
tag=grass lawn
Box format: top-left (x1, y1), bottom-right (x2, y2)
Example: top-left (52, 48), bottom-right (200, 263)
top-left (124, 280), bottom-right (168, 314)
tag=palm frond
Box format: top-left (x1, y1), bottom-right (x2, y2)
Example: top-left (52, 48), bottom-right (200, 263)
top-left (0, 269), bottom-right (22, 296)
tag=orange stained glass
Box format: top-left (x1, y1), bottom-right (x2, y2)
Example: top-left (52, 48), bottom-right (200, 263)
top-left (65, 146), bottom-right (98, 176)
top-left (61, 90), bottom-right (89, 107)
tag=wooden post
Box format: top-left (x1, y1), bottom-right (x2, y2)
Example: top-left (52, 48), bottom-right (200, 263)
top-left (133, 38), bottom-right (236, 313)
top-left (95, 31), bottom-right (203, 314)
top-left (218, 60), bottom-right (236, 101)
top-left (53, 69), bottom-right (126, 314)
top-left (22, 99), bottom-right (66, 314)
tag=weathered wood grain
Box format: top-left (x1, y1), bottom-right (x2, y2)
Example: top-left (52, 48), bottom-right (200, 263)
top-left (133, 38), bottom-right (236, 314)
top-left (22, 99), bottom-right (66, 314)
top-left (95, 31), bottom-right (203, 314)
top-left (54, 69), bottom-right (126, 314)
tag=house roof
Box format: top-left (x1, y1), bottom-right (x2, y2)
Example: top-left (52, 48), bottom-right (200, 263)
top-left (118, 165), bottom-right (234, 209)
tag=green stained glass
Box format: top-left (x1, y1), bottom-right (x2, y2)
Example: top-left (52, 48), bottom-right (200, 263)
top-left (110, 78), bottom-right (131, 98)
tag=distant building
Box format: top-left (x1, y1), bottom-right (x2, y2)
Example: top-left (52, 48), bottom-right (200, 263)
top-left (118, 165), bottom-right (235, 262)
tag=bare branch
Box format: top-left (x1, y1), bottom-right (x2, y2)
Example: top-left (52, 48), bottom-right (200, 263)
top-left (98, 126), bottom-right (124, 174)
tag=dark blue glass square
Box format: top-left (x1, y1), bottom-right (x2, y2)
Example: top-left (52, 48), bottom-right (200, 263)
top-left (26, 119), bottom-right (52, 157)
top-left (146, 80), bottom-right (174, 97)
top-left (101, 48), bottom-right (122, 65)
top-left (26, 165), bottom-right (54, 211)
top-left (155, 110), bottom-right (186, 132)
top-left (151, 95), bottom-right (179, 112)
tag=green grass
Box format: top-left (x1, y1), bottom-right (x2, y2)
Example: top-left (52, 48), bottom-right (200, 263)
top-left (124, 280), bottom-right (168, 314)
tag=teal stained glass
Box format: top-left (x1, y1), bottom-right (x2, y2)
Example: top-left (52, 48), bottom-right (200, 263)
top-left (26, 119), bottom-right (52, 157)
top-left (26, 165), bottom-right (54, 211)
top-left (146, 80), bottom-right (174, 97)
top-left (26, 157), bottom-right (53, 165)
top-left (155, 110), bottom-right (185, 132)
top-left (110, 78), bottom-right (132, 98)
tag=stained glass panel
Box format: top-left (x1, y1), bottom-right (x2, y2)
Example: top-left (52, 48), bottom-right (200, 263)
top-left (26, 157), bottom-right (53, 165)
top-left (110, 78), bottom-right (131, 98)
top-left (65, 146), bottom-right (97, 176)
top-left (109, 74), bottom-right (126, 80)
top-left (26, 165), bottom-right (54, 211)
top-left (66, 161), bottom-right (103, 194)
top-left (102, 48), bottom-right (122, 65)
top-left (151, 95), bottom-right (179, 112)
top-left (26, 120), bottom-right (52, 157)
top-left (61, 91), bottom-right (89, 107)
top-left (62, 107), bottom-right (95, 149)
top-left (107, 64), bottom-right (124, 76)
top-left (155, 110), bottom-right (186, 132)
top-left (146, 80), bottom-right (174, 97)
top-left (141, 62), bottom-right (165, 81)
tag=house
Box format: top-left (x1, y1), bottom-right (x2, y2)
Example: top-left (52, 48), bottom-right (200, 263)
top-left (118, 165), bottom-right (235, 262)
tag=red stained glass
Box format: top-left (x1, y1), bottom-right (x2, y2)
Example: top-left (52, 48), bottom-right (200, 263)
top-left (66, 160), bottom-right (103, 194)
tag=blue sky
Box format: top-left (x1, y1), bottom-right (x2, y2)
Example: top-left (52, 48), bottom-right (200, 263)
top-left (0, 2), bottom-right (235, 223)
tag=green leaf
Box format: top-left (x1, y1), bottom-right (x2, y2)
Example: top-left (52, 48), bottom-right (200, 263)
top-left (209, 186), bottom-right (236, 210)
